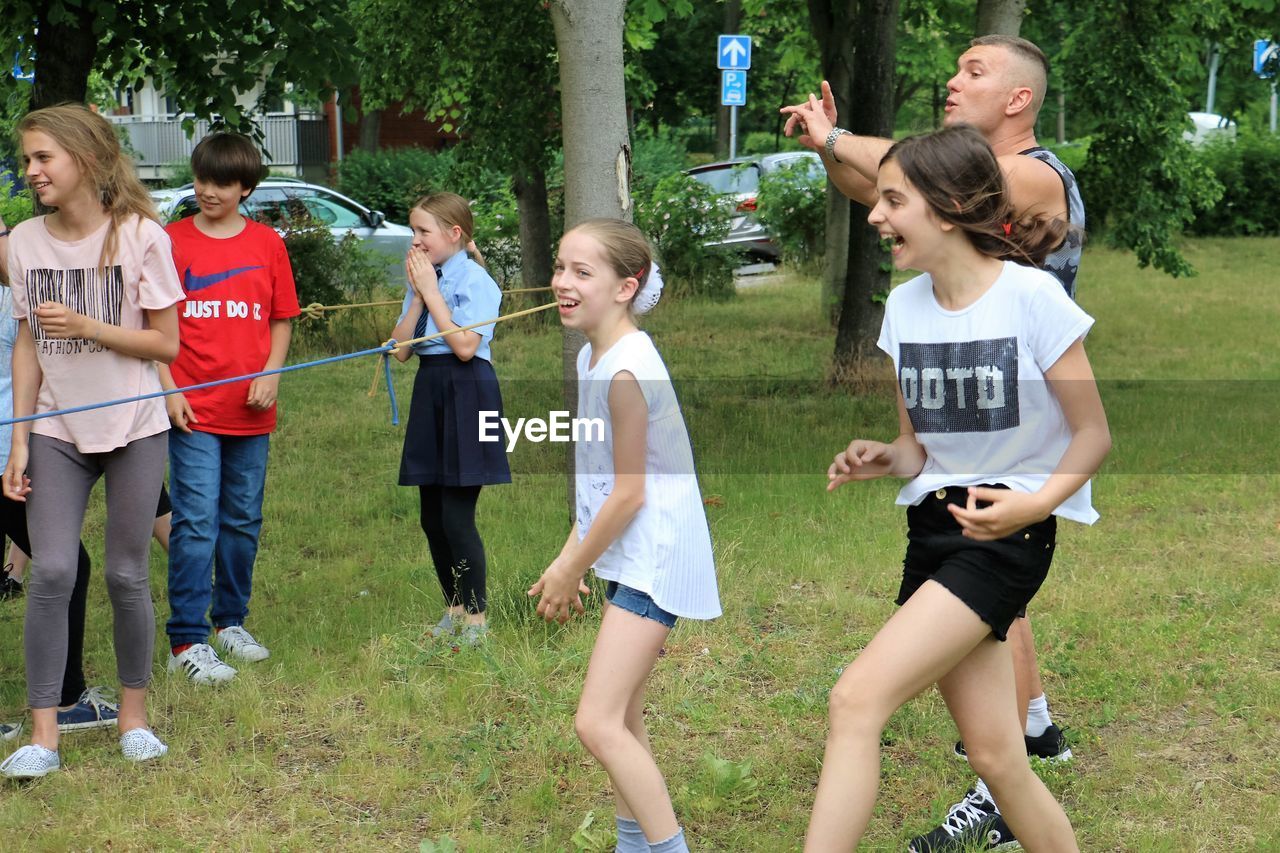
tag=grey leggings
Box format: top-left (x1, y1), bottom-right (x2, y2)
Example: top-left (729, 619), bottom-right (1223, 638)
top-left (24, 432), bottom-right (166, 708)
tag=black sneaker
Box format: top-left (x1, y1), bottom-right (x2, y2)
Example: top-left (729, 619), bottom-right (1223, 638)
top-left (0, 568), bottom-right (22, 600)
top-left (953, 723), bottom-right (1072, 762)
top-left (908, 787), bottom-right (1020, 852)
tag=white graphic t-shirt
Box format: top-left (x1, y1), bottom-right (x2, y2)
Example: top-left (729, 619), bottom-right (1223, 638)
top-left (877, 261), bottom-right (1098, 524)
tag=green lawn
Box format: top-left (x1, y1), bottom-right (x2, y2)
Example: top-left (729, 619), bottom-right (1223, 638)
top-left (1, 238), bottom-right (1277, 850)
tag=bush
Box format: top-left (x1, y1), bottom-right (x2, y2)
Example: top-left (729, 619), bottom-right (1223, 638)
top-left (335, 147), bottom-right (465, 223)
top-left (283, 221), bottom-right (394, 353)
top-left (1188, 133), bottom-right (1280, 236)
top-left (0, 174), bottom-right (33, 228)
top-left (635, 173), bottom-right (736, 302)
top-left (756, 159), bottom-right (826, 271)
top-left (631, 134), bottom-right (691, 197)
top-left (470, 190), bottom-right (522, 288)
top-left (740, 131), bottom-right (805, 156)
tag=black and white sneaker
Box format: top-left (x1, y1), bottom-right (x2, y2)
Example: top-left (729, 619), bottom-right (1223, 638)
top-left (0, 567), bottom-right (23, 600)
top-left (908, 787), bottom-right (1019, 852)
top-left (954, 723), bottom-right (1072, 762)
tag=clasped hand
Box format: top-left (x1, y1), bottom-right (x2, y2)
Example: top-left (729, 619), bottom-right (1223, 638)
top-left (405, 248), bottom-right (439, 301)
top-left (34, 301), bottom-right (92, 340)
top-left (946, 486), bottom-right (1051, 542)
top-left (527, 559), bottom-right (591, 624)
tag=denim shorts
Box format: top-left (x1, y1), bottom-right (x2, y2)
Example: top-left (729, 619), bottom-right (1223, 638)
top-left (605, 581), bottom-right (677, 629)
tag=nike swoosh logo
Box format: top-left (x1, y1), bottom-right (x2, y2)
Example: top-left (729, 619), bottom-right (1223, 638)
top-left (183, 265), bottom-right (264, 293)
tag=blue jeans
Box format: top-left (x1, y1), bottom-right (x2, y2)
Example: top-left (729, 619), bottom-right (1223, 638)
top-left (166, 430), bottom-right (270, 646)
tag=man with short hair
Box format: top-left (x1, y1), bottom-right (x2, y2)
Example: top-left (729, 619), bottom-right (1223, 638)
top-left (782, 34), bottom-right (1084, 853)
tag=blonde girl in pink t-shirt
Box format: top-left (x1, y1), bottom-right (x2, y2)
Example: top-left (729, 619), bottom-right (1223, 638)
top-left (1, 104), bottom-right (182, 778)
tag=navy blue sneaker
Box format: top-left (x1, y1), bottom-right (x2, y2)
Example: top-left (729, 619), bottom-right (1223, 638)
top-left (56, 687), bottom-right (119, 732)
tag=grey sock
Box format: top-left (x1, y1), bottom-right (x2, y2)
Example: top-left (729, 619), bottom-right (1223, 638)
top-left (615, 816), bottom-right (648, 853)
top-left (649, 827), bottom-right (689, 853)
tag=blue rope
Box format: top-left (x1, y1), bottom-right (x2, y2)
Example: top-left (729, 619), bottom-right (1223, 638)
top-left (0, 343), bottom-right (398, 428)
top-left (382, 340), bottom-right (400, 426)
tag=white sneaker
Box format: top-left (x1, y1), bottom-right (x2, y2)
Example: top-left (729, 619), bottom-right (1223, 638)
top-left (168, 643), bottom-right (237, 684)
top-left (0, 744), bottom-right (59, 778)
top-left (119, 728), bottom-right (168, 762)
top-left (215, 625), bottom-right (270, 662)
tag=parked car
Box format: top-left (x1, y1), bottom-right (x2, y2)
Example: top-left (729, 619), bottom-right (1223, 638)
top-left (1184, 112), bottom-right (1237, 146)
top-left (149, 178), bottom-right (414, 263)
top-left (685, 151), bottom-right (823, 259)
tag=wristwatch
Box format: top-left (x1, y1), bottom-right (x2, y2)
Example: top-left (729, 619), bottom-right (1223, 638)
top-left (825, 128), bottom-right (851, 164)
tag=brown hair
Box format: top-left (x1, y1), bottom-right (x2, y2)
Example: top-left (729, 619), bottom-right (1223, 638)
top-left (970, 34), bottom-right (1049, 113)
top-left (881, 125), bottom-right (1072, 266)
top-left (566, 218), bottom-right (654, 308)
top-left (18, 103), bottom-right (158, 271)
top-left (412, 192), bottom-right (473, 243)
top-left (191, 132), bottom-right (266, 191)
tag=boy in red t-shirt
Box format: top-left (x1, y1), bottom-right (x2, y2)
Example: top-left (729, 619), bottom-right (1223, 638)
top-left (159, 133), bottom-right (299, 684)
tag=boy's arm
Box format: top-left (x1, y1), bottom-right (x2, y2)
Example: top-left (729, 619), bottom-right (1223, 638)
top-left (245, 318), bottom-right (292, 411)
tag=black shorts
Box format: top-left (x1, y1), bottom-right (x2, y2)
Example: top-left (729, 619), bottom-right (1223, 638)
top-left (896, 485), bottom-right (1056, 641)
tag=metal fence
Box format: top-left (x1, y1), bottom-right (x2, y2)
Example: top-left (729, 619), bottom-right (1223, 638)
top-left (106, 114), bottom-right (330, 178)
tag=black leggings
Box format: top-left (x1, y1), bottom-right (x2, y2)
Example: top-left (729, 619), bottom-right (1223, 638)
top-left (1, 496), bottom-right (90, 706)
top-left (418, 485), bottom-right (487, 614)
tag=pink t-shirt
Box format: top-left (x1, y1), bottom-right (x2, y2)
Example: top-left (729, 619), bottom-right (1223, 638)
top-left (7, 215), bottom-right (184, 453)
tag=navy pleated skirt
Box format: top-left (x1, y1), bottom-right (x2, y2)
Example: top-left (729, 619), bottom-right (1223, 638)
top-left (398, 354), bottom-right (512, 488)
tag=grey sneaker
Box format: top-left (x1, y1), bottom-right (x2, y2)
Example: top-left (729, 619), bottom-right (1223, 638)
top-left (455, 623), bottom-right (488, 647)
top-left (429, 612), bottom-right (457, 639)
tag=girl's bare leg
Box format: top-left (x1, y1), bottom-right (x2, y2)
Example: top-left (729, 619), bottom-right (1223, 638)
top-left (575, 605), bottom-right (675, 842)
top-left (804, 581), bottom-right (992, 852)
top-left (938, 638), bottom-right (1078, 852)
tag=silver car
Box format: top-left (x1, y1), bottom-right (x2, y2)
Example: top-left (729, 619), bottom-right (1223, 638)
top-left (149, 178), bottom-right (414, 263)
top-left (686, 151), bottom-right (823, 259)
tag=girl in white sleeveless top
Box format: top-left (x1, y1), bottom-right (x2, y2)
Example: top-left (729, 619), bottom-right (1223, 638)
top-left (529, 220), bottom-right (717, 853)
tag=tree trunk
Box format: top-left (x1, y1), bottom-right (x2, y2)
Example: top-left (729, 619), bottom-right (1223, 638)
top-left (358, 108), bottom-right (382, 153)
top-left (833, 0), bottom-right (898, 369)
top-left (513, 164), bottom-right (554, 322)
top-left (807, 0), bottom-right (857, 322)
top-left (550, 0), bottom-right (631, 513)
top-left (975, 0), bottom-right (1026, 36)
top-left (30, 4), bottom-right (98, 110)
top-left (715, 0), bottom-right (743, 160)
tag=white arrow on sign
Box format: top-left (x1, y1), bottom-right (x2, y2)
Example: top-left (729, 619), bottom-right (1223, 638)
top-left (722, 39), bottom-right (747, 66)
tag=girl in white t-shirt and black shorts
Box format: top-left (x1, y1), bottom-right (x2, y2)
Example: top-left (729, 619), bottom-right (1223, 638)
top-left (529, 219), bottom-right (719, 853)
top-left (804, 126), bottom-right (1110, 852)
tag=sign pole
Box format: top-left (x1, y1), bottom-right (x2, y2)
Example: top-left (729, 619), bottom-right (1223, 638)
top-left (729, 106), bottom-right (738, 159)
top-left (1272, 81), bottom-right (1277, 134)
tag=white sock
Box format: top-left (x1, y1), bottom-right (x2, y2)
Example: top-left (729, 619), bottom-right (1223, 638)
top-left (1026, 694), bottom-right (1053, 737)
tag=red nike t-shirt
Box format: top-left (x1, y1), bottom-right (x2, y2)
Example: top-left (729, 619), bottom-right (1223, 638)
top-left (166, 217), bottom-right (300, 435)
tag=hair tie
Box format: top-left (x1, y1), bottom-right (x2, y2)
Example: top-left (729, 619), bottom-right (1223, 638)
top-left (633, 262), bottom-right (664, 315)
top-left (1001, 222), bottom-right (1012, 237)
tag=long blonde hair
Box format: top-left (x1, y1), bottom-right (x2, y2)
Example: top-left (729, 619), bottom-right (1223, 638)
top-left (17, 103), bottom-right (158, 270)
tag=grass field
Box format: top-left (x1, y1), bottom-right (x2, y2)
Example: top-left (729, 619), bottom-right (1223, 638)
top-left (1, 238), bottom-right (1277, 851)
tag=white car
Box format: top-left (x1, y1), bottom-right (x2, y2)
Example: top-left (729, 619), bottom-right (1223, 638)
top-left (1184, 112), bottom-right (1237, 146)
top-left (149, 178), bottom-right (414, 263)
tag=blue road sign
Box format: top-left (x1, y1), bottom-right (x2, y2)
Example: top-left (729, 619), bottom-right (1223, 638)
top-left (1255, 39), bottom-right (1277, 79)
top-left (718, 34), bottom-right (752, 70)
top-left (721, 70), bottom-right (747, 107)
